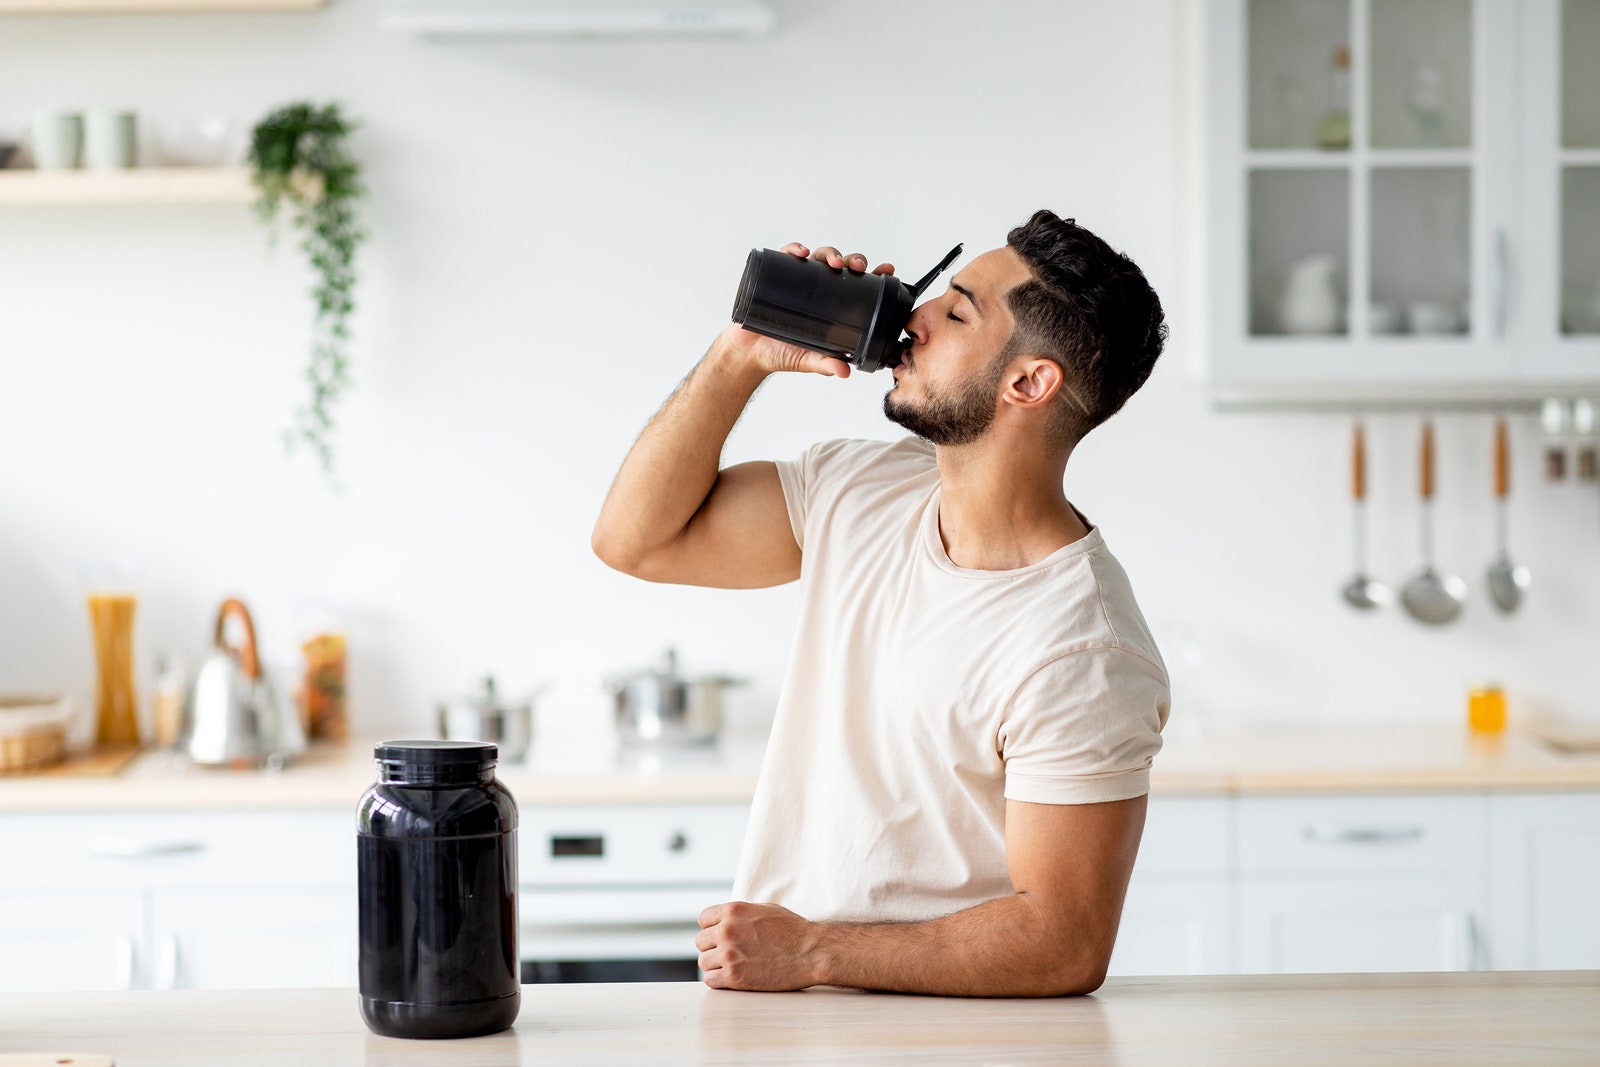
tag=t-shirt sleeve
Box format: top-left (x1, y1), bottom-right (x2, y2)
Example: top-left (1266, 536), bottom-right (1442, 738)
top-left (999, 646), bottom-right (1171, 805)
top-left (771, 445), bottom-right (817, 551)
top-left (771, 439), bottom-right (869, 552)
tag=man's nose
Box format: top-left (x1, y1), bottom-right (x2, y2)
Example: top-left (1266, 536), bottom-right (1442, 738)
top-left (905, 303), bottom-right (931, 344)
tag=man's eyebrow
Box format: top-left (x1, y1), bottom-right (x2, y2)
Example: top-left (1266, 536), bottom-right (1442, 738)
top-left (951, 282), bottom-right (982, 316)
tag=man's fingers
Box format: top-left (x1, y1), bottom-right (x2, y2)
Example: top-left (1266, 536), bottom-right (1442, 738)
top-left (844, 252), bottom-right (868, 272)
top-left (698, 903), bottom-right (726, 928)
top-left (872, 262), bottom-right (895, 276)
top-left (810, 245), bottom-right (843, 267)
top-left (694, 928), bottom-right (716, 952)
top-left (780, 241), bottom-right (809, 259)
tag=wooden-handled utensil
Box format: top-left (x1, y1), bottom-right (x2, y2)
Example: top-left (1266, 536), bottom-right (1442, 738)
top-left (1486, 416), bottom-right (1531, 613)
top-left (1341, 421), bottom-right (1389, 610)
top-left (1400, 419), bottom-right (1468, 625)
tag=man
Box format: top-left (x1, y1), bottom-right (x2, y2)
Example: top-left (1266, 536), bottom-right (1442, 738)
top-left (592, 210), bottom-right (1170, 997)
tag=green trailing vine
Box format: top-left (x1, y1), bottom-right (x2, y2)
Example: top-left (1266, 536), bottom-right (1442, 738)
top-left (249, 102), bottom-right (366, 477)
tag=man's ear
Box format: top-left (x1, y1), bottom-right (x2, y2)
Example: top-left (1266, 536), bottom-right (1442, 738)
top-left (1005, 358), bottom-right (1064, 409)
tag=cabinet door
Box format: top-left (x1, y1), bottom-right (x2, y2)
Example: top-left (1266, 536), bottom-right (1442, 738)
top-left (1517, 0), bottom-right (1600, 379)
top-left (1206, 0), bottom-right (1526, 401)
top-left (1489, 792), bottom-right (1600, 970)
top-left (1111, 879), bottom-right (1232, 976)
top-left (0, 891), bottom-right (146, 992)
top-left (1239, 876), bottom-right (1487, 973)
top-left (150, 887), bottom-right (356, 990)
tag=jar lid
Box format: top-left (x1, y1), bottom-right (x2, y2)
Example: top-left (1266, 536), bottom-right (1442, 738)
top-left (375, 739), bottom-right (497, 766)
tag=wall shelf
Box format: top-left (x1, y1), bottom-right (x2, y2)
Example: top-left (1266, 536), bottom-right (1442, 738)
top-left (0, 0), bottom-right (322, 11)
top-left (0, 167), bottom-right (254, 205)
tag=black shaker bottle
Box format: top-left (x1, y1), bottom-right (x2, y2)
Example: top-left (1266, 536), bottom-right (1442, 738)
top-left (357, 740), bottom-right (520, 1039)
top-left (731, 242), bottom-right (963, 371)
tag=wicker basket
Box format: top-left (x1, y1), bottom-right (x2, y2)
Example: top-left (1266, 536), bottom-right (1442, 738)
top-left (0, 694), bottom-right (74, 774)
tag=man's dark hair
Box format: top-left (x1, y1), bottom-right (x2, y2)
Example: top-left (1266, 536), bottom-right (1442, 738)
top-left (1002, 210), bottom-right (1167, 447)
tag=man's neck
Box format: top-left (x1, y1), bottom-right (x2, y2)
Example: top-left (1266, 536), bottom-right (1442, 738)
top-left (932, 437), bottom-right (1088, 571)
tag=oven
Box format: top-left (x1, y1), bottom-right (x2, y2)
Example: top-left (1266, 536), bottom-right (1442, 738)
top-left (516, 803), bottom-right (748, 984)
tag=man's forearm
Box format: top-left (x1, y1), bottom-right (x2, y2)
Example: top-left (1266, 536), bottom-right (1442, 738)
top-left (592, 338), bottom-right (768, 570)
top-left (809, 893), bottom-right (1103, 997)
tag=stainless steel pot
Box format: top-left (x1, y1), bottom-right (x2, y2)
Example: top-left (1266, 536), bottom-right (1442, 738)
top-left (438, 676), bottom-right (532, 761)
top-left (609, 648), bottom-right (744, 747)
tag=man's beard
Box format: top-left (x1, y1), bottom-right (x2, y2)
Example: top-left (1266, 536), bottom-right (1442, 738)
top-left (882, 357), bottom-right (1007, 447)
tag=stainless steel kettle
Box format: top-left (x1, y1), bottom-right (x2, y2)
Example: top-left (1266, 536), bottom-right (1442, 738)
top-left (179, 598), bottom-right (306, 768)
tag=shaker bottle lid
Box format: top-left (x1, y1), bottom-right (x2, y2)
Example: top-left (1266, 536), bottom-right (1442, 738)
top-left (375, 739), bottom-right (497, 766)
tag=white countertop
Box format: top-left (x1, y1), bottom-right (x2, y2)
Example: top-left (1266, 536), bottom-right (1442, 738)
top-left (3, 973), bottom-right (1596, 1066)
top-left (2, 724), bottom-right (1598, 813)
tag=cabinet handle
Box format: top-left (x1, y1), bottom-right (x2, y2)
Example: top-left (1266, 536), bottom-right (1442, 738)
top-left (1493, 228), bottom-right (1511, 339)
top-left (1301, 824), bottom-right (1425, 845)
top-left (87, 839), bottom-right (207, 859)
top-left (115, 935), bottom-right (139, 991)
top-left (667, 832), bottom-right (689, 853)
top-left (159, 933), bottom-right (183, 990)
top-left (1456, 911), bottom-right (1485, 972)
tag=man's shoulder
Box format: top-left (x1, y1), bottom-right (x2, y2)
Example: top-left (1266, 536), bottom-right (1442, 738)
top-left (805, 435), bottom-right (934, 467)
top-left (798, 435), bottom-right (936, 492)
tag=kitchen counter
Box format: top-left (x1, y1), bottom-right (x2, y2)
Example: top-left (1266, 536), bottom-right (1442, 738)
top-left (3, 973), bottom-right (1596, 1066)
top-left (0, 737), bottom-right (769, 813)
top-left (1, 724), bottom-right (1598, 812)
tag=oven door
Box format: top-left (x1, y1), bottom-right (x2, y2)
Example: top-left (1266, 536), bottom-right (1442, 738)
top-left (519, 885), bottom-right (716, 984)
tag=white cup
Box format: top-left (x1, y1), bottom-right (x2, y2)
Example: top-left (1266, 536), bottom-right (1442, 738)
top-left (1407, 300), bottom-right (1461, 335)
top-left (28, 111), bottom-right (83, 170)
top-left (1368, 302), bottom-right (1403, 334)
top-left (84, 109), bottom-right (137, 170)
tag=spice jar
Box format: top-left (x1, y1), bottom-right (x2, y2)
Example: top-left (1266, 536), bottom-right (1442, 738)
top-left (357, 740), bottom-right (520, 1039)
top-left (1467, 682), bottom-right (1508, 736)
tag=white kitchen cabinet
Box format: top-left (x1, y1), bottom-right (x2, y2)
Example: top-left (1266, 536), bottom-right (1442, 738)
top-left (1488, 791), bottom-right (1600, 970)
top-left (1235, 792), bottom-right (1488, 974)
top-left (1112, 880), bottom-right (1233, 976)
top-left (1204, 0), bottom-right (1600, 403)
top-left (1239, 876), bottom-right (1487, 973)
top-left (150, 888), bottom-right (357, 990)
top-left (1111, 796), bottom-right (1234, 976)
top-left (0, 890), bottom-right (145, 992)
top-left (0, 810), bottom-right (356, 992)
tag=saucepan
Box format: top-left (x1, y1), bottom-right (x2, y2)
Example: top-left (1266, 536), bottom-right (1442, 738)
top-left (608, 648), bottom-right (745, 747)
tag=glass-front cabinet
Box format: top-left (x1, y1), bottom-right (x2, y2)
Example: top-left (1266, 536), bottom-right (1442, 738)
top-left (1206, 0), bottom-right (1600, 403)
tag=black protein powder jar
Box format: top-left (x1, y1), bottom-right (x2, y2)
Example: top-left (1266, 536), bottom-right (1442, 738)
top-left (357, 740), bottom-right (520, 1039)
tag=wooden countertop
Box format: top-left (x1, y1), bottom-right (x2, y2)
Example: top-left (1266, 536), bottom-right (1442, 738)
top-left (1, 725), bottom-right (1597, 812)
top-left (3, 973), bottom-right (1596, 1065)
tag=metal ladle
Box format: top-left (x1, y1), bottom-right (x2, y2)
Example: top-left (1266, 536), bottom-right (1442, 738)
top-left (1400, 420), bottom-right (1468, 625)
top-left (1487, 416), bottom-right (1531, 613)
top-left (1341, 420), bottom-right (1390, 610)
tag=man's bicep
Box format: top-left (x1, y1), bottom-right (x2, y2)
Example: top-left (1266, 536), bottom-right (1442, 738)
top-left (636, 460), bottom-right (801, 589)
top-left (1005, 796), bottom-right (1147, 975)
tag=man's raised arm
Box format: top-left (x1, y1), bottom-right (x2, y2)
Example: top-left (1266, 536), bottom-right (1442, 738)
top-left (591, 244), bottom-right (890, 589)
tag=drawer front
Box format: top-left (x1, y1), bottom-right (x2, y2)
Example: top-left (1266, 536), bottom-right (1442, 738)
top-left (519, 804), bottom-right (748, 887)
top-left (0, 811), bottom-right (354, 891)
top-left (1134, 797), bottom-right (1231, 877)
top-left (1238, 794), bottom-right (1485, 875)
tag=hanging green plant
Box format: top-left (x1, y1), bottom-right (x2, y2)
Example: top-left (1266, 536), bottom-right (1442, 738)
top-left (248, 101), bottom-right (366, 477)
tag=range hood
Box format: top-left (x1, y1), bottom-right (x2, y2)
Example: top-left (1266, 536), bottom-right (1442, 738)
top-left (382, 0), bottom-right (778, 38)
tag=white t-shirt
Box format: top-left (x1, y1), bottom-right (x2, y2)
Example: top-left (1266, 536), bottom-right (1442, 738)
top-left (732, 436), bottom-right (1170, 924)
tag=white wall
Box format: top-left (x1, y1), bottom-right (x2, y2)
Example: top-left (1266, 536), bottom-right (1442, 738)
top-left (2, 0), bottom-right (1596, 744)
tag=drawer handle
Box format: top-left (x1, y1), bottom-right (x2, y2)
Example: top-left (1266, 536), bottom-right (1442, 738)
top-left (667, 832), bottom-right (688, 853)
top-left (1302, 824), bottom-right (1425, 846)
top-left (88, 839), bottom-right (207, 859)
